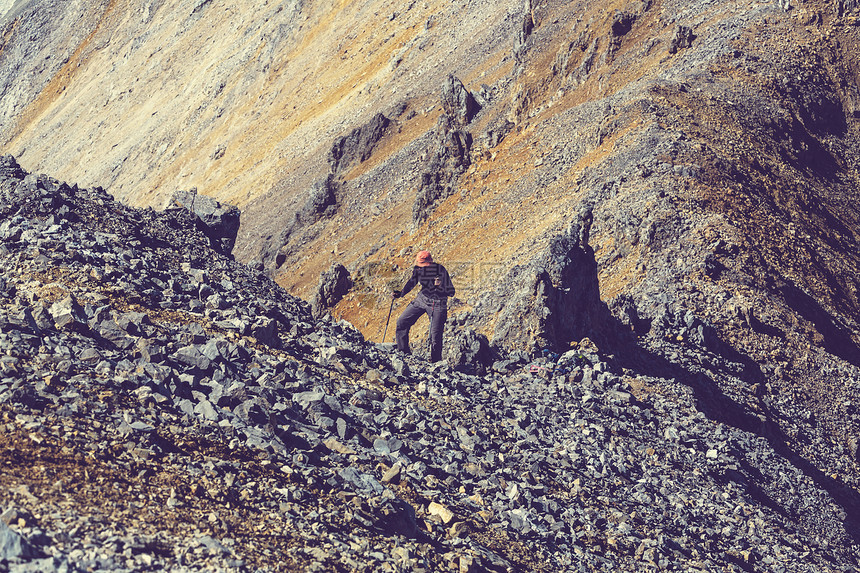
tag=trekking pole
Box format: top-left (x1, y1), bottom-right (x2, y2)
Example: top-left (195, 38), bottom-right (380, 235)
top-left (381, 297), bottom-right (395, 343)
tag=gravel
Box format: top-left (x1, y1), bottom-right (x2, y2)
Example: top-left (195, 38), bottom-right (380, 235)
top-left (2, 154), bottom-right (860, 571)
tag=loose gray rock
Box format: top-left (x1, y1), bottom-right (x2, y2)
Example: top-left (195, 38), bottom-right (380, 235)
top-left (48, 295), bottom-right (85, 331)
top-left (310, 263), bottom-right (353, 318)
top-left (1, 154), bottom-right (860, 572)
top-left (0, 520), bottom-right (36, 561)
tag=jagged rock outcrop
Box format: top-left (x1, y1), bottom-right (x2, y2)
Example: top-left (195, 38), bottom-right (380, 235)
top-left (166, 188), bottom-right (241, 255)
top-left (410, 129), bottom-right (472, 223)
top-left (488, 208), bottom-right (604, 353)
top-left (310, 262), bottom-right (353, 318)
top-left (513, 0), bottom-right (535, 62)
top-left (440, 75), bottom-right (481, 127)
top-left (412, 76), bottom-right (479, 224)
top-left (273, 174), bottom-right (338, 268)
top-left (606, 10), bottom-right (637, 62)
top-left (270, 111), bottom-right (396, 271)
top-left (328, 112), bottom-right (391, 175)
top-left (668, 24), bottom-right (695, 54)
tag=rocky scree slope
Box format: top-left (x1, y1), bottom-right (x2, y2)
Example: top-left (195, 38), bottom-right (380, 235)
top-left (3, 0), bottom-right (860, 568)
top-left (4, 0), bottom-right (860, 497)
top-left (314, 1), bottom-right (860, 547)
top-left (3, 156), bottom-right (860, 571)
top-left (329, 0), bottom-right (860, 522)
top-left (0, 0), bottom-right (525, 210)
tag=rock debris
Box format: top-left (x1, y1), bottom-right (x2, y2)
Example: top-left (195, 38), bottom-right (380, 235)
top-left (1, 154), bottom-right (859, 571)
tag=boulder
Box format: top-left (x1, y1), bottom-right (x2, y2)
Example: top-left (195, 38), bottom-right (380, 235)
top-left (445, 327), bottom-right (493, 374)
top-left (172, 345), bottom-right (213, 372)
top-left (0, 520), bottom-right (37, 561)
top-left (310, 263), bottom-right (353, 318)
top-left (49, 295), bottom-right (86, 331)
top-left (251, 317), bottom-right (280, 348)
top-left (98, 319), bottom-right (137, 350)
top-left (166, 188), bottom-right (240, 254)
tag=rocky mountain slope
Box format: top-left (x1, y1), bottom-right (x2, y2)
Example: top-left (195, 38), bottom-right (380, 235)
top-left (3, 0), bottom-right (860, 570)
top-left (1, 155), bottom-right (859, 571)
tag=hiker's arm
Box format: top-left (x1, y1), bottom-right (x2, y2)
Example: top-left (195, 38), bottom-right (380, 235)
top-left (440, 266), bottom-right (455, 298)
top-left (396, 268), bottom-right (418, 297)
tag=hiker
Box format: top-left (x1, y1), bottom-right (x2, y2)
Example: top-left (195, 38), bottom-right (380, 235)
top-left (393, 251), bottom-right (455, 362)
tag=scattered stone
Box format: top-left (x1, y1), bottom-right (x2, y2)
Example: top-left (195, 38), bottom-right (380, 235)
top-left (0, 520), bottom-right (36, 560)
top-left (1, 158), bottom-right (859, 573)
top-left (427, 502), bottom-right (455, 524)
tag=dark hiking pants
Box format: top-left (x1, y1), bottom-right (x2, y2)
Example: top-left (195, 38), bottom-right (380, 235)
top-left (395, 292), bottom-right (447, 362)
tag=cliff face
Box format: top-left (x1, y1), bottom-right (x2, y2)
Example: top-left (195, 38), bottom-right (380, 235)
top-left (4, 0), bottom-right (860, 559)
